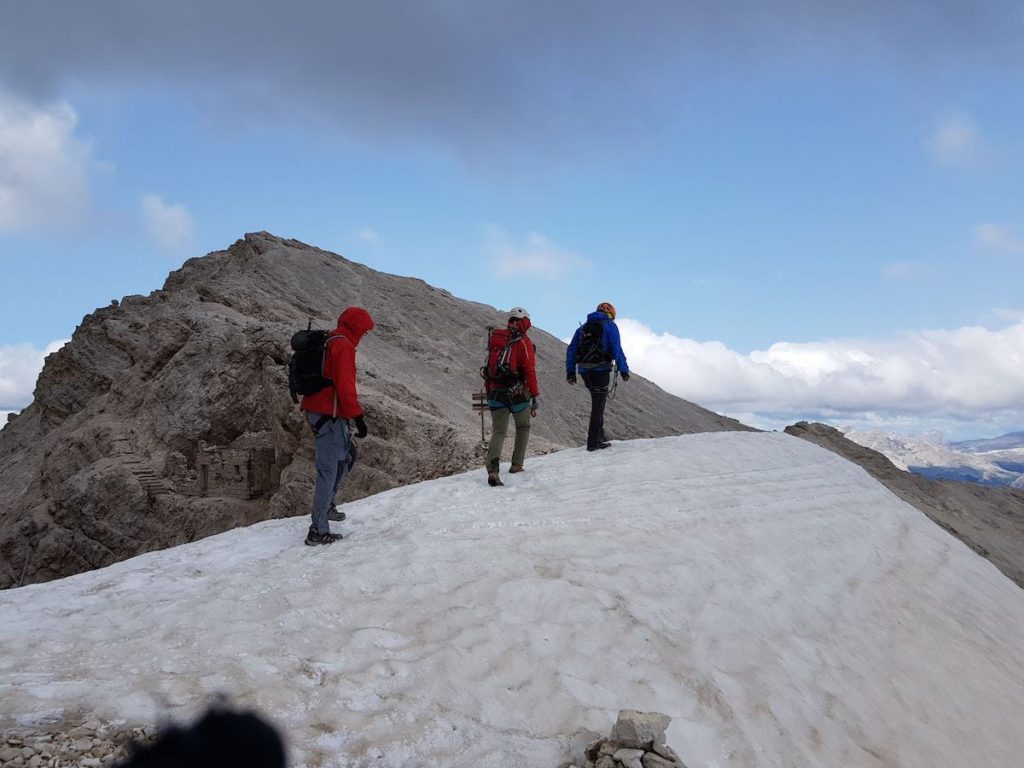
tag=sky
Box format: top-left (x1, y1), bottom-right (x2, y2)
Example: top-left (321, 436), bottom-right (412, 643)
top-left (1, 1), bottom-right (1023, 439)
top-left (3, 432), bottom-right (1024, 766)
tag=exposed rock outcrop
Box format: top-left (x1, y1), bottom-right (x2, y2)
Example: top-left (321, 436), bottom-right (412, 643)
top-left (0, 232), bottom-right (750, 588)
top-left (785, 421), bottom-right (1024, 588)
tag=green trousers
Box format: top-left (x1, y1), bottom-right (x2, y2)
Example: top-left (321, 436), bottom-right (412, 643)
top-left (486, 407), bottom-right (532, 469)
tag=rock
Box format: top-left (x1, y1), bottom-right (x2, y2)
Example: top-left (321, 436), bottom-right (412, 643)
top-left (650, 741), bottom-right (684, 764)
top-left (1, 232), bottom-right (752, 589)
top-left (610, 710), bottom-right (671, 748)
top-left (70, 738), bottom-right (95, 752)
top-left (0, 747), bottom-right (22, 763)
top-left (613, 747), bottom-right (646, 768)
top-left (642, 752), bottom-right (682, 768)
top-left (594, 757), bottom-right (617, 768)
top-left (568, 729), bottom-right (603, 766)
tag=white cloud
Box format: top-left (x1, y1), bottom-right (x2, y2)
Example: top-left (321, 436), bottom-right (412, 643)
top-left (882, 261), bottom-right (926, 280)
top-left (617, 318), bottom-right (1024, 433)
top-left (0, 92), bottom-right (91, 231)
top-left (993, 308), bottom-right (1024, 323)
top-left (484, 226), bottom-right (591, 280)
top-left (0, 339), bottom-right (69, 409)
top-left (141, 193), bottom-right (196, 257)
top-left (975, 222), bottom-right (1024, 254)
top-left (926, 113), bottom-right (983, 169)
top-left (356, 227), bottom-right (381, 245)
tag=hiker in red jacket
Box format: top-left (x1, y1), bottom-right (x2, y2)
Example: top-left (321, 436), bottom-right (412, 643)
top-left (483, 307), bottom-right (539, 486)
top-left (301, 306), bottom-right (375, 545)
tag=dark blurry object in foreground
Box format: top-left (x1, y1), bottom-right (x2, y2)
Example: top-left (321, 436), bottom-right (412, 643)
top-left (116, 705), bottom-right (286, 768)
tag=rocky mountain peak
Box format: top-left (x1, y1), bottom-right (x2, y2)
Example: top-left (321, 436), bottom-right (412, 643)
top-left (0, 234), bottom-right (749, 589)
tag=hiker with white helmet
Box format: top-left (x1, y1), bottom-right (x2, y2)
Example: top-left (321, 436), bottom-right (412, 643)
top-left (480, 307), bottom-right (539, 486)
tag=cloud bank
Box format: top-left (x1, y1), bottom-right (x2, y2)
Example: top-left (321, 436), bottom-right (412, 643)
top-left (0, 340), bottom-right (68, 410)
top-left (0, 92), bottom-right (91, 231)
top-left (1, 3), bottom-right (1020, 159)
top-left (618, 318), bottom-right (1024, 437)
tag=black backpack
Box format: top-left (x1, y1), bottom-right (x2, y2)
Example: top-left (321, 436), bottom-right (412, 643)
top-left (288, 323), bottom-right (342, 403)
top-left (574, 318), bottom-right (610, 365)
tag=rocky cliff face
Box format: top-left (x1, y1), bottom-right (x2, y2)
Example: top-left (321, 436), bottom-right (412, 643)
top-left (0, 232), bottom-right (750, 588)
top-left (785, 421), bottom-right (1024, 589)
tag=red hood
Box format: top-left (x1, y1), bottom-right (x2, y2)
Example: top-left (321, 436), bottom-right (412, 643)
top-left (336, 307), bottom-right (375, 346)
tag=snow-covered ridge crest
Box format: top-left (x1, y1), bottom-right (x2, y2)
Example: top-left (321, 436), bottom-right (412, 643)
top-left (2, 432), bottom-right (1023, 767)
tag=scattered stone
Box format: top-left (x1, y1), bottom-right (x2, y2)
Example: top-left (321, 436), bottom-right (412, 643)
top-left (613, 747), bottom-right (645, 768)
top-left (651, 741), bottom-right (683, 763)
top-left (563, 709), bottom-right (689, 768)
top-left (641, 753), bottom-right (678, 768)
top-left (0, 746), bottom-right (23, 763)
top-left (610, 710), bottom-right (671, 748)
top-left (1, 716), bottom-right (155, 768)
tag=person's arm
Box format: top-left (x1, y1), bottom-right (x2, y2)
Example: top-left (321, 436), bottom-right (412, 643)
top-left (328, 340), bottom-right (363, 418)
top-left (521, 338), bottom-right (540, 396)
top-left (565, 327), bottom-right (581, 378)
top-left (607, 322), bottom-right (629, 375)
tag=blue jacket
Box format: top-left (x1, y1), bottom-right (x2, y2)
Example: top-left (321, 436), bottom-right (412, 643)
top-left (566, 312), bottom-right (630, 375)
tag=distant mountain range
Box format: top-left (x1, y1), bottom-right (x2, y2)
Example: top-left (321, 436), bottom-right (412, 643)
top-left (844, 429), bottom-right (1024, 488)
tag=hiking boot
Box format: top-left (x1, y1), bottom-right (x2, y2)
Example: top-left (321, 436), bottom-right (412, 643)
top-left (305, 527), bottom-right (343, 546)
top-left (587, 442), bottom-right (612, 452)
top-left (328, 504), bottom-right (346, 522)
top-left (487, 471), bottom-right (504, 487)
top-left (509, 464), bottom-right (525, 473)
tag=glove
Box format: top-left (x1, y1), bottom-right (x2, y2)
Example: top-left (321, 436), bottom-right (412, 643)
top-left (531, 395), bottom-right (540, 410)
top-left (352, 414), bottom-right (368, 438)
top-left (566, 373), bottom-right (577, 385)
top-left (621, 372), bottom-right (630, 382)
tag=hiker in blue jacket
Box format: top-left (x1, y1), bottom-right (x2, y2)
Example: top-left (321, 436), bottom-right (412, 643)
top-left (565, 301), bottom-right (630, 451)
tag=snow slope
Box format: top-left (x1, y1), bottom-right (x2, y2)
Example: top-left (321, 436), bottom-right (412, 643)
top-left (2, 433), bottom-right (1023, 768)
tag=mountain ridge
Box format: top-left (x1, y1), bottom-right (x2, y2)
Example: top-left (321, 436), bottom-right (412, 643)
top-left (0, 232), bottom-right (750, 589)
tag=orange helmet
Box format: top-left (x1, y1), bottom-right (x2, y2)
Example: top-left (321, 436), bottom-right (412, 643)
top-left (596, 301), bottom-right (616, 319)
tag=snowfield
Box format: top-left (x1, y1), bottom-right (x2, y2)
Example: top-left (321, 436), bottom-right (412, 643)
top-left (2, 432), bottom-right (1023, 767)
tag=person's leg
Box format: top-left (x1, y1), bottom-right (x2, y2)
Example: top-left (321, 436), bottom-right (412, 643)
top-left (332, 421), bottom-right (353, 495)
top-left (486, 407), bottom-right (511, 472)
top-left (328, 423), bottom-right (354, 521)
top-left (309, 414), bottom-right (346, 534)
top-left (510, 406), bottom-right (532, 468)
top-left (582, 371), bottom-right (611, 450)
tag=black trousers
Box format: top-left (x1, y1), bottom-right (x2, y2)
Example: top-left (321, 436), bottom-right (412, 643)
top-left (581, 370), bottom-right (610, 449)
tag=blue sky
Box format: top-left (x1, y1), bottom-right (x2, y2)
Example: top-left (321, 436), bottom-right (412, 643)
top-left (2, 2), bottom-right (1023, 438)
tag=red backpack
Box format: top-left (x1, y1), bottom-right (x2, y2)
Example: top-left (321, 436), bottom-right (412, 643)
top-left (481, 327), bottom-right (524, 388)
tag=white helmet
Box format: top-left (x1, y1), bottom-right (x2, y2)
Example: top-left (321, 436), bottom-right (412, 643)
top-left (508, 306), bottom-right (530, 320)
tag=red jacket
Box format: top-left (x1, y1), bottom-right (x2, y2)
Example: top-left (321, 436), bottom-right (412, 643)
top-left (301, 307), bottom-right (375, 418)
top-left (485, 326), bottom-right (539, 397)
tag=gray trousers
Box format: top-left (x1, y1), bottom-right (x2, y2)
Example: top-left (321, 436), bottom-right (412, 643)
top-left (486, 406), bottom-right (531, 470)
top-left (307, 412), bottom-right (354, 534)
